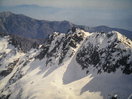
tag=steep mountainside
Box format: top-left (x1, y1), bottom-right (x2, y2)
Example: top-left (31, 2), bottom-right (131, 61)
top-left (0, 11), bottom-right (74, 39)
top-left (0, 11), bottom-right (132, 40)
top-left (0, 32), bottom-right (39, 52)
top-left (0, 29), bottom-right (132, 99)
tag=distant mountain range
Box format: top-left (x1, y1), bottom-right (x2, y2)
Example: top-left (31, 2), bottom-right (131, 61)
top-left (0, 11), bottom-right (132, 40)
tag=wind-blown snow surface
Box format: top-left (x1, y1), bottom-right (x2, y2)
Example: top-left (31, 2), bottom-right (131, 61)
top-left (0, 29), bottom-right (132, 99)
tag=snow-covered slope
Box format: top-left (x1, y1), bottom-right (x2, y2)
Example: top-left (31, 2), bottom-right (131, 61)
top-left (0, 28), bottom-right (132, 99)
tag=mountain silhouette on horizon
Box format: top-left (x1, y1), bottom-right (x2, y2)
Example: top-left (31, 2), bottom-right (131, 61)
top-left (0, 11), bottom-right (132, 40)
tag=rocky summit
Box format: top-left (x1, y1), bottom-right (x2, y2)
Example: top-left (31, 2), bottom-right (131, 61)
top-left (0, 28), bottom-right (132, 99)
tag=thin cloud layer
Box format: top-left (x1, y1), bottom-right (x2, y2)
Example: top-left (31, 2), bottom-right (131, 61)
top-left (1, 0), bottom-right (132, 9)
top-left (0, 0), bottom-right (132, 31)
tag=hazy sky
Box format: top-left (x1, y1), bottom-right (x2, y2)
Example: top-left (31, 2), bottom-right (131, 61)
top-left (0, 0), bottom-right (132, 30)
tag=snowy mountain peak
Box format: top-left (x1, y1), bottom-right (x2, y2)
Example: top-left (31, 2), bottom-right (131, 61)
top-left (112, 31), bottom-right (132, 47)
top-left (76, 31), bottom-right (132, 74)
top-left (0, 30), bottom-right (132, 99)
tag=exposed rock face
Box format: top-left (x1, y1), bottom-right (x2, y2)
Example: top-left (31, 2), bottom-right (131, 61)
top-left (36, 28), bottom-right (86, 65)
top-left (76, 31), bottom-right (132, 74)
top-left (0, 29), bottom-right (132, 99)
top-left (9, 35), bottom-right (39, 52)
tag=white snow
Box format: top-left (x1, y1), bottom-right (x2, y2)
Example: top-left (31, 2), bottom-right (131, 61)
top-left (8, 36), bottom-right (103, 99)
top-left (0, 36), bottom-right (25, 91)
top-left (0, 30), bottom-right (132, 99)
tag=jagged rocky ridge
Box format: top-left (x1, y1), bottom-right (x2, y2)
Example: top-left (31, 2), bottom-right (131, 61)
top-left (0, 32), bottom-right (39, 52)
top-left (0, 29), bottom-right (132, 99)
top-left (76, 31), bottom-right (132, 74)
top-left (35, 28), bottom-right (85, 64)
